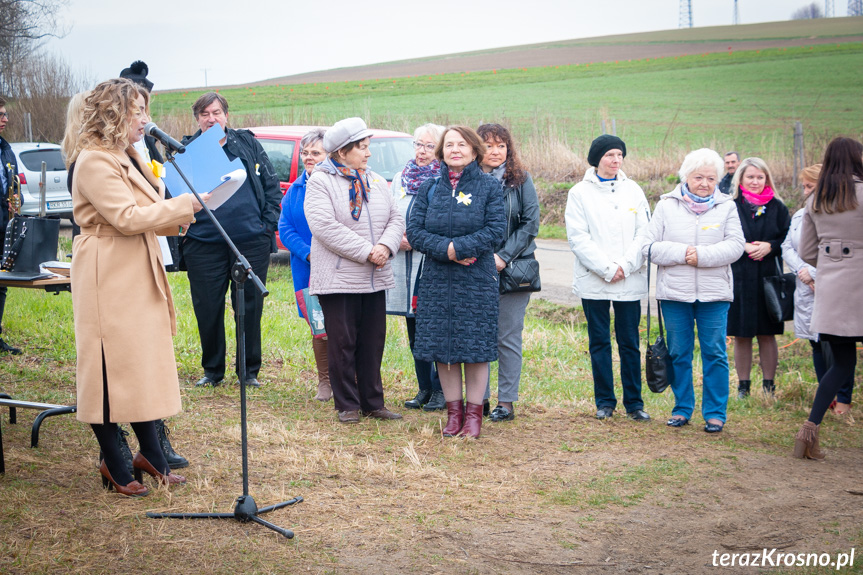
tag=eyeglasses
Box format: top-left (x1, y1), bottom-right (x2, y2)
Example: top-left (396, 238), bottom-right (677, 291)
top-left (413, 141), bottom-right (436, 152)
top-left (0, 113), bottom-right (8, 119)
top-left (301, 150), bottom-right (325, 158)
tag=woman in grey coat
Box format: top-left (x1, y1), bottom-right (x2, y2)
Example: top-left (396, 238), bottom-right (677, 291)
top-left (477, 123), bottom-right (540, 423)
top-left (642, 149), bottom-right (744, 433)
top-left (782, 164), bottom-right (855, 416)
top-left (387, 123), bottom-right (446, 411)
top-left (794, 137), bottom-right (863, 459)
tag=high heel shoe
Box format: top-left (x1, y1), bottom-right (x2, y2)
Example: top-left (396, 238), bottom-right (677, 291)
top-left (100, 460), bottom-right (149, 497)
top-left (132, 452), bottom-right (187, 485)
top-left (793, 421), bottom-right (826, 460)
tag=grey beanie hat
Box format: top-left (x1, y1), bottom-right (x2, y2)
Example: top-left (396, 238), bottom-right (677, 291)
top-left (323, 117), bottom-right (373, 153)
top-left (587, 134), bottom-right (626, 167)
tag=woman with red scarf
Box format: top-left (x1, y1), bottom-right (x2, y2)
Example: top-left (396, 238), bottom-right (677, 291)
top-left (727, 157), bottom-right (791, 399)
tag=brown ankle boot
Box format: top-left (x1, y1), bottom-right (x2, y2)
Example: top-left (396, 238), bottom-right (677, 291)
top-left (442, 400), bottom-right (464, 437)
top-left (458, 402), bottom-right (484, 439)
top-left (312, 337), bottom-right (332, 401)
top-left (793, 421), bottom-right (826, 460)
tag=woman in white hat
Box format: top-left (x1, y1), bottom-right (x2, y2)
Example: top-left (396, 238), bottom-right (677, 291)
top-left (304, 117), bottom-right (406, 424)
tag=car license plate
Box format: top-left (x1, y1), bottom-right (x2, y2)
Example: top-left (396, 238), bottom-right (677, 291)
top-left (48, 200), bottom-right (72, 210)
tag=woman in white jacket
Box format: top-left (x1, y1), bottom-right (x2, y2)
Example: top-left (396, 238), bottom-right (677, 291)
top-left (565, 135), bottom-right (651, 421)
top-left (642, 149), bottom-right (744, 433)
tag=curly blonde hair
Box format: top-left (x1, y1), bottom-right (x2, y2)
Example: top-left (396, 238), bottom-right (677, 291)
top-left (76, 79), bottom-right (148, 154)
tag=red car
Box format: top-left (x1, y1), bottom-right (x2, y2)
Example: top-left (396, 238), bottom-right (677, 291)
top-left (250, 126), bottom-right (415, 250)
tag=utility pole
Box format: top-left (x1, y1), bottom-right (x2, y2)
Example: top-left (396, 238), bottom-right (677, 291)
top-left (679, 0), bottom-right (693, 27)
top-left (825, 0), bottom-right (834, 17)
top-left (733, 0), bottom-right (740, 24)
top-left (849, 0), bottom-right (863, 16)
top-left (201, 68), bottom-right (210, 88)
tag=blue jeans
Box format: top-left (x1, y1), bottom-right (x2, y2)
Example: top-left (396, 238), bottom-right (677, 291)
top-left (582, 299), bottom-right (643, 412)
top-left (662, 300), bottom-right (731, 423)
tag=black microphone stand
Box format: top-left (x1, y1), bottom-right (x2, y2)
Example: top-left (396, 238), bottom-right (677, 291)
top-left (146, 146), bottom-right (302, 538)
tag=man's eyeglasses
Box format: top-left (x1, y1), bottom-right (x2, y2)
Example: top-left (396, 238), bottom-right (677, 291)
top-left (0, 113), bottom-right (8, 119)
top-left (413, 141), bottom-right (436, 152)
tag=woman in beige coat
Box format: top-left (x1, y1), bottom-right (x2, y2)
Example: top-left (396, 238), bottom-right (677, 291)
top-left (71, 79), bottom-right (205, 496)
top-left (794, 137), bottom-right (863, 460)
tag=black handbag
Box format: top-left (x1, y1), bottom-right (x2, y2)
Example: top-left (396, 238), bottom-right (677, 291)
top-left (645, 246), bottom-right (670, 394)
top-left (1, 215), bottom-right (60, 277)
top-left (763, 258), bottom-right (795, 323)
top-left (499, 256), bottom-right (541, 294)
top-left (498, 180), bottom-right (541, 295)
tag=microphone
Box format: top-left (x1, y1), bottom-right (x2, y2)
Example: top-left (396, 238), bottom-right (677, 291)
top-left (144, 122), bottom-right (186, 154)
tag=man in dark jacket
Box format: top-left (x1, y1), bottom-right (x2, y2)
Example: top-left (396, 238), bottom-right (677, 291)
top-left (719, 151), bottom-right (739, 195)
top-left (182, 92), bottom-right (280, 388)
top-left (0, 97), bottom-right (22, 354)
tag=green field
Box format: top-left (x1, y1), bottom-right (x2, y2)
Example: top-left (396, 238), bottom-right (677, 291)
top-left (152, 43), bottom-right (863, 176)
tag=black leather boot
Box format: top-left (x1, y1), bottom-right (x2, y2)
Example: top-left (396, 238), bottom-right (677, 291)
top-left (737, 380), bottom-right (751, 399)
top-left (156, 419), bottom-right (189, 469)
top-left (422, 389), bottom-right (446, 411)
top-left (404, 389), bottom-right (432, 409)
top-left (99, 425), bottom-right (134, 475)
top-left (762, 379), bottom-right (775, 397)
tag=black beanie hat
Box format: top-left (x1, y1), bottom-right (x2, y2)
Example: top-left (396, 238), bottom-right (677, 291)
top-left (587, 134), bottom-right (626, 167)
top-left (119, 60), bottom-right (154, 93)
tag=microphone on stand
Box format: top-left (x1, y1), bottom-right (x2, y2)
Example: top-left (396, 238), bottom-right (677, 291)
top-left (144, 122), bottom-right (186, 154)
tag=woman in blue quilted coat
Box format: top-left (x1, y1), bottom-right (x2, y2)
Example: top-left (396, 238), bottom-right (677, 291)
top-left (407, 126), bottom-right (506, 439)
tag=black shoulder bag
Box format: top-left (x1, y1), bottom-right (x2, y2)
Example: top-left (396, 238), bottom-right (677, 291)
top-left (499, 183), bottom-right (541, 294)
top-left (645, 245), bottom-right (670, 393)
top-left (763, 257), bottom-right (795, 323)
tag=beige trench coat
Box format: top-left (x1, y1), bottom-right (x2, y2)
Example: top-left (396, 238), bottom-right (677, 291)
top-left (800, 180), bottom-right (863, 338)
top-left (71, 147), bottom-right (194, 424)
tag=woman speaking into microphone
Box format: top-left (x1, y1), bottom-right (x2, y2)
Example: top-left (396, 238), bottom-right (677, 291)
top-left (70, 79), bottom-right (207, 497)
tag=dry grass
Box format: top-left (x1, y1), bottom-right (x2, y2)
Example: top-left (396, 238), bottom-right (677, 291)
top-left (1, 279), bottom-right (862, 573)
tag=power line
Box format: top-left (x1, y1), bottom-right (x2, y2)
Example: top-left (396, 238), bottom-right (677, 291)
top-left (679, 0), bottom-right (693, 27)
top-left (733, 0), bottom-right (740, 24)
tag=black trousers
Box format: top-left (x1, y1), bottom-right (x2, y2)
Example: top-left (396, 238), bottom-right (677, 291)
top-left (319, 291), bottom-right (387, 413)
top-left (183, 235), bottom-right (271, 380)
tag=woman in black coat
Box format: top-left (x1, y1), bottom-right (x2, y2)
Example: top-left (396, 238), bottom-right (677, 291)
top-left (727, 157), bottom-right (791, 399)
top-left (407, 126), bottom-right (506, 439)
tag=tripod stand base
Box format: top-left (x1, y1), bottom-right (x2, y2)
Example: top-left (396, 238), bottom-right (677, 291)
top-left (147, 494), bottom-right (303, 538)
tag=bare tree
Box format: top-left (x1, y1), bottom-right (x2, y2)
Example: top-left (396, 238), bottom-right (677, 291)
top-left (791, 2), bottom-right (824, 18)
top-left (0, 0), bottom-right (69, 96)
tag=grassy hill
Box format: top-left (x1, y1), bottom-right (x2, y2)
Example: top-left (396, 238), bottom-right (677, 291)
top-left (152, 43), bottom-right (863, 185)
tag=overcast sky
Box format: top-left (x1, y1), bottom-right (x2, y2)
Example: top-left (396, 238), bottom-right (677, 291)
top-left (47, 0), bottom-right (841, 91)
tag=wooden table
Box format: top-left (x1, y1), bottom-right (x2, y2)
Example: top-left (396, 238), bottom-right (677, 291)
top-left (0, 273), bottom-right (74, 473)
top-left (0, 274), bottom-right (71, 293)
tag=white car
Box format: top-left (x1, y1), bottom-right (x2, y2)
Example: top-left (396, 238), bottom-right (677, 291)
top-left (9, 142), bottom-right (73, 219)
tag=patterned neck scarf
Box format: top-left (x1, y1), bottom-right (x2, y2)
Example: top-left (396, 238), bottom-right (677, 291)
top-left (680, 183), bottom-right (717, 215)
top-left (740, 185), bottom-right (774, 207)
top-left (332, 158), bottom-right (369, 221)
top-left (489, 162), bottom-right (506, 184)
top-left (401, 158), bottom-right (440, 195)
top-left (448, 169), bottom-right (464, 192)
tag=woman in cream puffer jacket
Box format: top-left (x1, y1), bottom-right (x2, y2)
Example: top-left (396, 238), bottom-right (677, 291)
top-left (304, 118), bottom-right (405, 425)
top-left (642, 149), bottom-right (745, 433)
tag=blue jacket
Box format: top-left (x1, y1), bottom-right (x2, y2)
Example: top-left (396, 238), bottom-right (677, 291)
top-left (278, 170), bottom-right (312, 315)
top-left (407, 161), bottom-right (506, 364)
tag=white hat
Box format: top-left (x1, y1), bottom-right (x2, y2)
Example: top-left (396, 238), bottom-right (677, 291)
top-left (323, 117), bottom-right (373, 153)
